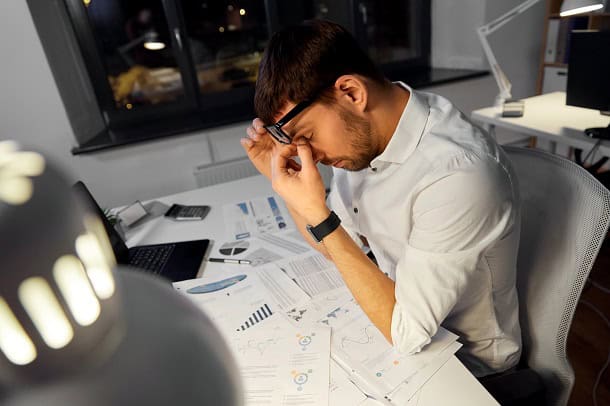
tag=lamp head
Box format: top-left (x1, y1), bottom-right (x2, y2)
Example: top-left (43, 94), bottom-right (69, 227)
top-left (560, 0), bottom-right (604, 16)
top-left (143, 31), bottom-right (166, 51)
top-left (0, 141), bottom-right (242, 405)
top-left (0, 141), bottom-right (122, 386)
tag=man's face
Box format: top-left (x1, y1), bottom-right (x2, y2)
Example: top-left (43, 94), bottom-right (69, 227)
top-left (276, 101), bottom-right (377, 171)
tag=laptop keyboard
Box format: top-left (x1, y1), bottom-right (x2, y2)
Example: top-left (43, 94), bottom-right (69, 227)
top-left (129, 244), bottom-right (175, 274)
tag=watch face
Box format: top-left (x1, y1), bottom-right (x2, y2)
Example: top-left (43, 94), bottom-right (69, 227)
top-left (306, 224), bottom-right (321, 243)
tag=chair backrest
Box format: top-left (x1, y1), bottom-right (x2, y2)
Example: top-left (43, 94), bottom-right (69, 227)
top-left (503, 146), bottom-right (610, 406)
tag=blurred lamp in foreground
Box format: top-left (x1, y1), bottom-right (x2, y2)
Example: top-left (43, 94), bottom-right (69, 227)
top-left (0, 141), bottom-right (242, 405)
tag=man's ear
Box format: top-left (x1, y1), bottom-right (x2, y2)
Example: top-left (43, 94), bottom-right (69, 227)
top-left (334, 75), bottom-right (368, 113)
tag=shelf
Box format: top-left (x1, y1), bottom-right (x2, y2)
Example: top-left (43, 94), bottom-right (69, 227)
top-left (543, 62), bottom-right (568, 68)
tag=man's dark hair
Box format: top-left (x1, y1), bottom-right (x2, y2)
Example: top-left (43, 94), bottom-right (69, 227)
top-left (254, 20), bottom-right (385, 124)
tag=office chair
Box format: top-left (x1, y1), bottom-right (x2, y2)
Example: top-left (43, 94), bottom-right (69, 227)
top-left (482, 146), bottom-right (610, 406)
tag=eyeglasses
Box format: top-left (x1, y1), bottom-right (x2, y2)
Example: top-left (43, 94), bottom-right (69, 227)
top-left (264, 99), bottom-right (314, 144)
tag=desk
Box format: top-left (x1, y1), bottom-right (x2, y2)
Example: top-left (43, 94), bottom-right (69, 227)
top-left (471, 92), bottom-right (610, 156)
top-left (123, 175), bottom-right (498, 405)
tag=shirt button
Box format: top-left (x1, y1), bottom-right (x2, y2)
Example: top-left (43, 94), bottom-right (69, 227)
top-left (353, 207), bottom-right (358, 214)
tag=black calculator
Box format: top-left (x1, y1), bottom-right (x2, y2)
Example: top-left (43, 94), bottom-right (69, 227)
top-left (164, 204), bottom-right (210, 221)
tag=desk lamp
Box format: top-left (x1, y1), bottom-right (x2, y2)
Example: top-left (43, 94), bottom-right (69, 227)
top-left (560, 0), bottom-right (605, 16)
top-left (118, 30), bottom-right (166, 67)
top-left (0, 141), bottom-right (242, 405)
top-left (477, 0), bottom-right (604, 110)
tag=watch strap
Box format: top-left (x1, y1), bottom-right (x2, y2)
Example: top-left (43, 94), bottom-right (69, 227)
top-left (306, 211), bottom-right (341, 243)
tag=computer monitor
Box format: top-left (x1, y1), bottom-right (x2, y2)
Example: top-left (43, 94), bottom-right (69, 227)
top-left (567, 30), bottom-right (610, 113)
top-left (567, 30), bottom-right (610, 139)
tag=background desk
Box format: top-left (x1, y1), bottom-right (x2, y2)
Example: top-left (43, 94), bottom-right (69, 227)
top-left (123, 175), bottom-right (498, 405)
top-left (472, 92), bottom-right (610, 156)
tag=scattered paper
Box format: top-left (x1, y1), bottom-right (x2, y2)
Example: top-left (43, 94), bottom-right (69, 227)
top-left (230, 314), bottom-right (331, 406)
top-left (223, 196), bottom-right (294, 240)
top-left (173, 267), bottom-right (308, 338)
top-left (329, 359), bottom-right (367, 406)
top-left (275, 252), bottom-right (345, 296)
top-left (285, 287), bottom-right (459, 402)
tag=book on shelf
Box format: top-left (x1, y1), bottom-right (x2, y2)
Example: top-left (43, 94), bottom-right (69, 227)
top-left (544, 19), bottom-right (560, 63)
top-left (546, 16), bottom-right (589, 64)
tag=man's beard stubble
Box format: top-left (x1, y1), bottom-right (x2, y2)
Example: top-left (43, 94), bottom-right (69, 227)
top-left (324, 109), bottom-right (377, 171)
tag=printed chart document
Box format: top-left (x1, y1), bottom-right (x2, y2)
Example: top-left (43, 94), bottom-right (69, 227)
top-left (223, 196), bottom-right (295, 240)
top-left (173, 267), bottom-right (309, 338)
top-left (275, 252), bottom-right (345, 296)
top-left (230, 314), bottom-right (331, 406)
top-left (285, 287), bottom-right (460, 403)
top-left (212, 230), bottom-right (312, 267)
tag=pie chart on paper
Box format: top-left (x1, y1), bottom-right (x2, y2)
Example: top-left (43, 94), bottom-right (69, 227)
top-left (219, 241), bottom-right (250, 256)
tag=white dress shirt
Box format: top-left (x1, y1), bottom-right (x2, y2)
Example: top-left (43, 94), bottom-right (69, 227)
top-left (327, 83), bottom-right (522, 377)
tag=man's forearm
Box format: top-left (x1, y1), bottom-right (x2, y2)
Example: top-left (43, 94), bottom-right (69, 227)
top-left (286, 201), bottom-right (395, 343)
top-left (322, 226), bottom-right (396, 344)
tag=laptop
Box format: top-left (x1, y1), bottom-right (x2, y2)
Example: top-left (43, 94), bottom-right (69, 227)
top-left (73, 181), bottom-right (209, 282)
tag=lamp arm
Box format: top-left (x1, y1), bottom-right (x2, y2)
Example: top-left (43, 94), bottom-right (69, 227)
top-left (477, 0), bottom-right (543, 105)
top-left (117, 33), bottom-right (148, 67)
top-left (479, 0), bottom-right (542, 36)
top-left (477, 28), bottom-right (512, 104)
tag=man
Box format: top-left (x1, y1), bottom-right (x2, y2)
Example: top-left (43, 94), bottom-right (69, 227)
top-left (241, 20), bottom-right (521, 377)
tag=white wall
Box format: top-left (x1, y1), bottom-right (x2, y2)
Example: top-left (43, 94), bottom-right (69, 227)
top-left (483, 0), bottom-right (545, 99)
top-left (0, 0), bottom-right (545, 209)
top-left (431, 0), bottom-right (487, 70)
top-left (432, 0), bottom-right (545, 99)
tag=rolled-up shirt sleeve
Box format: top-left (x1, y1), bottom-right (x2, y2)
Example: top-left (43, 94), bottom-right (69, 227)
top-left (391, 159), bottom-right (515, 354)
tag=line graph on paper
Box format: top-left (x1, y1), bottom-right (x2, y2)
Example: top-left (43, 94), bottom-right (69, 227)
top-left (236, 336), bottom-right (283, 356)
top-left (340, 324), bottom-right (376, 349)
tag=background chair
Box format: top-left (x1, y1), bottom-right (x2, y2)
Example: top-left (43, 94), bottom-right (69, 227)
top-left (486, 146), bottom-right (610, 406)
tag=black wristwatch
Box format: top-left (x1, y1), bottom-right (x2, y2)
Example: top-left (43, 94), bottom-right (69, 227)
top-left (306, 211), bottom-right (341, 243)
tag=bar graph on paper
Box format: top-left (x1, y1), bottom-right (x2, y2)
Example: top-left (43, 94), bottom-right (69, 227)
top-left (237, 303), bottom-right (273, 331)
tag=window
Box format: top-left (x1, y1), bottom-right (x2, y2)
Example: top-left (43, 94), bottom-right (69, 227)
top-left (85, 0), bottom-right (188, 110)
top-left (32, 0), bottom-right (431, 152)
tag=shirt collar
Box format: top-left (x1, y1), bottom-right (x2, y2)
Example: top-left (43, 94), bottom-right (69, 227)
top-left (370, 82), bottom-right (430, 166)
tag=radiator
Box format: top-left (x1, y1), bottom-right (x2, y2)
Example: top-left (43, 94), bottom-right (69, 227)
top-left (194, 157), bottom-right (334, 188)
top-left (193, 157), bottom-right (259, 188)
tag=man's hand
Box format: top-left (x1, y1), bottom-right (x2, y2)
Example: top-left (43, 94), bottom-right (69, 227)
top-left (241, 118), bottom-right (276, 179)
top-left (271, 141), bottom-right (329, 225)
top-left (241, 118), bottom-right (302, 180)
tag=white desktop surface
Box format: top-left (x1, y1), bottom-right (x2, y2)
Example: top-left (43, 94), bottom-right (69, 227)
top-left (122, 175), bottom-right (498, 405)
top-left (472, 92), bottom-right (610, 156)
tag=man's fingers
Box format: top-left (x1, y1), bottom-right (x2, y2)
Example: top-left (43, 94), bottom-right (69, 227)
top-left (240, 137), bottom-right (254, 149)
top-left (253, 118), bottom-right (267, 134)
top-left (287, 159), bottom-right (302, 171)
top-left (271, 145), bottom-right (302, 175)
top-left (271, 146), bottom-right (288, 174)
top-left (246, 125), bottom-right (262, 141)
top-left (295, 141), bottom-right (316, 170)
top-left (253, 117), bottom-right (264, 129)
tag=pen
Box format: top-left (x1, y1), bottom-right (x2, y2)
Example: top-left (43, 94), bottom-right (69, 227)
top-left (208, 257), bottom-right (251, 265)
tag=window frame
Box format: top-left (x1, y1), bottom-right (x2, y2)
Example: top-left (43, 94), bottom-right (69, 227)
top-left (57, 0), bottom-right (432, 151)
